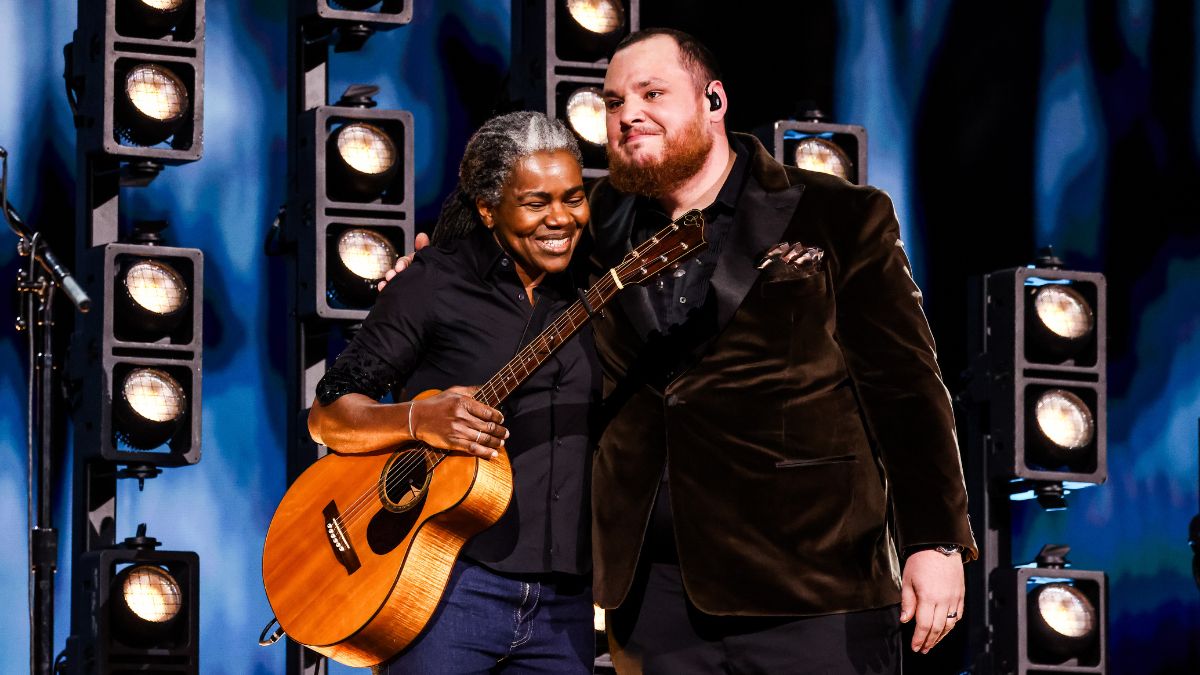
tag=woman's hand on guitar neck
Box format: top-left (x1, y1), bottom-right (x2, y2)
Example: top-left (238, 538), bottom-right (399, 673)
top-left (411, 386), bottom-right (509, 459)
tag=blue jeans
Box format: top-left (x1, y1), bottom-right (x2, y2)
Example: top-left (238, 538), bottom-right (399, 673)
top-left (375, 560), bottom-right (594, 674)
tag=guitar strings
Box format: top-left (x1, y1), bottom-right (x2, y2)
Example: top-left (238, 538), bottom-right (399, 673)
top-left (333, 278), bottom-right (617, 531)
top-left (333, 296), bottom-right (594, 530)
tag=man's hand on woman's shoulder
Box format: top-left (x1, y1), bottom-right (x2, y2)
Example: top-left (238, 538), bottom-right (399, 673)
top-left (377, 231), bottom-right (431, 291)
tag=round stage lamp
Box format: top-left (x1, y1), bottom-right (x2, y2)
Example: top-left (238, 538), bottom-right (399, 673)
top-left (115, 368), bottom-right (188, 450)
top-left (793, 137), bottom-right (851, 180)
top-left (116, 63), bottom-right (190, 146)
top-left (329, 228), bottom-right (397, 307)
top-left (115, 259), bottom-right (190, 341)
top-left (566, 88), bottom-right (607, 146)
top-left (116, 0), bottom-right (190, 38)
top-left (1028, 582), bottom-right (1098, 662)
top-left (1027, 284), bottom-right (1095, 363)
top-left (566, 0), bottom-right (626, 35)
top-left (111, 564), bottom-right (184, 644)
top-left (327, 122), bottom-right (399, 201)
top-left (1028, 389), bottom-right (1094, 468)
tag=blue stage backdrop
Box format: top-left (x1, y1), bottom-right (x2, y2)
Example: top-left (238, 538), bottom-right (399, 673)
top-left (1, 1), bottom-right (1196, 673)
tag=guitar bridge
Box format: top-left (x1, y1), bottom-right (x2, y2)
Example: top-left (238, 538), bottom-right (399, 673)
top-left (323, 501), bottom-right (361, 575)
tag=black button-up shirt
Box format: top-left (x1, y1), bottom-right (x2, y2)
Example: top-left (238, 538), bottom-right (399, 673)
top-left (315, 225), bottom-right (600, 576)
top-left (630, 134), bottom-right (750, 331)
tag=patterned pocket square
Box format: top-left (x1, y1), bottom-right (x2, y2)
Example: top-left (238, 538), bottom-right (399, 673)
top-left (757, 242), bottom-right (825, 279)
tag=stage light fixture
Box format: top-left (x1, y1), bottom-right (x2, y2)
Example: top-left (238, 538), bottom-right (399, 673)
top-left (326, 227), bottom-right (401, 308)
top-left (566, 0), bottom-right (626, 34)
top-left (116, 0), bottom-right (191, 39)
top-left (565, 87), bottom-right (607, 146)
top-left (1028, 582), bottom-right (1098, 657)
top-left (114, 257), bottom-right (190, 342)
top-left (1031, 389), bottom-right (1094, 453)
top-left (70, 0), bottom-right (204, 166)
top-left (68, 528), bottom-right (199, 672)
top-left (114, 563), bottom-right (184, 632)
top-left (553, 0), bottom-right (633, 63)
top-left (295, 86), bottom-right (413, 320)
top-left (115, 63), bottom-right (191, 147)
top-left (337, 228), bottom-right (396, 281)
top-left (113, 366), bottom-right (188, 450)
top-left (71, 240), bottom-right (203, 468)
top-left (512, 0), bottom-right (638, 177)
top-left (967, 264), bottom-right (1106, 488)
top-left (991, 545), bottom-right (1106, 673)
top-left (774, 117), bottom-right (867, 185)
top-left (327, 121), bottom-right (399, 201)
top-left (792, 136), bottom-right (852, 180)
top-left (1026, 282), bottom-right (1096, 364)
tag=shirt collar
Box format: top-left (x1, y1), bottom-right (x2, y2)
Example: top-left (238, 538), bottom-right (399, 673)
top-left (712, 133), bottom-right (750, 212)
top-left (463, 224), bottom-right (574, 297)
top-left (463, 224), bottom-right (510, 280)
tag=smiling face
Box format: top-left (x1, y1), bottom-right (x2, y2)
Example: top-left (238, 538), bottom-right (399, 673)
top-left (602, 34), bottom-right (715, 195)
top-left (477, 149), bottom-right (589, 289)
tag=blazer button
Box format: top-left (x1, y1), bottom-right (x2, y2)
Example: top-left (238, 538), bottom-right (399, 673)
top-left (666, 394), bottom-right (680, 407)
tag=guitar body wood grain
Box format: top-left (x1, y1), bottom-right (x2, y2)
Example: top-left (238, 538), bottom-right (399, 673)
top-left (261, 389), bottom-right (513, 667)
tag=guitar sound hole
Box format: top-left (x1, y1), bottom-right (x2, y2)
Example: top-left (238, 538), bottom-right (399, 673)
top-left (380, 450), bottom-right (432, 514)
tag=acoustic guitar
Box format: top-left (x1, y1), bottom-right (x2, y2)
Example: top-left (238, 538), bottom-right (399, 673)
top-left (261, 210), bottom-right (707, 667)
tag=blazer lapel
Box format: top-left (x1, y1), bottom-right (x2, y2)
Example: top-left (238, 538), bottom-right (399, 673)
top-left (709, 177), bottom-right (806, 332)
top-left (589, 195), bottom-right (660, 341)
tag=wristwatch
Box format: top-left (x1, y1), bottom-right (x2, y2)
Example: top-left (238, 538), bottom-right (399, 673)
top-left (935, 544), bottom-right (965, 558)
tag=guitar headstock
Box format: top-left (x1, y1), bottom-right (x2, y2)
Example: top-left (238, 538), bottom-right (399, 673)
top-left (612, 209), bottom-right (708, 288)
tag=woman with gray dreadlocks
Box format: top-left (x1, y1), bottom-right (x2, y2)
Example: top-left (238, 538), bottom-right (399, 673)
top-left (308, 111), bottom-right (597, 673)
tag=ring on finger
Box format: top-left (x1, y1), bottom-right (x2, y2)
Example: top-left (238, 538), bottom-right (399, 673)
top-left (475, 430), bottom-right (482, 444)
top-left (946, 610), bottom-right (958, 619)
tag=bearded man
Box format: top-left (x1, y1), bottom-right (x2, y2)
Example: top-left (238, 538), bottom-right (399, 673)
top-left (585, 28), bottom-right (978, 674)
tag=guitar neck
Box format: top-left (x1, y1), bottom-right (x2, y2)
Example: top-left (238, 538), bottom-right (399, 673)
top-left (472, 208), bottom-right (707, 408)
top-left (473, 275), bottom-right (620, 408)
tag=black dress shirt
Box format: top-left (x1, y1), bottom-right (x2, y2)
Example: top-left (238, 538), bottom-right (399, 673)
top-left (315, 225), bottom-right (600, 576)
top-left (629, 134), bottom-right (750, 330)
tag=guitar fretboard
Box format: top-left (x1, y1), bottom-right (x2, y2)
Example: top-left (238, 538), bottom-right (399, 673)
top-left (473, 278), bottom-right (620, 408)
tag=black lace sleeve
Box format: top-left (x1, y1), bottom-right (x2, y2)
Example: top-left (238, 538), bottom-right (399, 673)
top-left (315, 348), bottom-right (397, 406)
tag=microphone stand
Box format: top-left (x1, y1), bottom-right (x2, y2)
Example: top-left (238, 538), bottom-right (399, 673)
top-left (3, 146), bottom-right (91, 675)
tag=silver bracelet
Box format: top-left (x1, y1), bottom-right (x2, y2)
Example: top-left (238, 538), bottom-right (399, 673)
top-left (407, 401), bottom-right (416, 439)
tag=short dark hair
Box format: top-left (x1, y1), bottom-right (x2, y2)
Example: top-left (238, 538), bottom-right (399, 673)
top-left (612, 28), bottom-right (723, 89)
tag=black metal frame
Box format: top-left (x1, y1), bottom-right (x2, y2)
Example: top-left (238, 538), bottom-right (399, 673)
top-left (963, 265), bottom-right (1109, 674)
top-left (72, 0), bottom-right (206, 164)
top-left (304, 0), bottom-right (412, 26)
top-left (511, 0), bottom-right (639, 177)
top-left (70, 243), bottom-right (204, 467)
top-left (991, 566), bottom-right (1107, 674)
top-left (298, 105), bottom-right (414, 321)
top-left (65, 2), bottom-right (207, 671)
top-left (978, 267), bottom-right (1107, 486)
top-left (772, 119), bottom-right (868, 185)
top-left (68, 547), bottom-right (201, 673)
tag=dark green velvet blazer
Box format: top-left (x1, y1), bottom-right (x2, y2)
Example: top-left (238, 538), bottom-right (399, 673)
top-left (585, 133), bottom-right (978, 616)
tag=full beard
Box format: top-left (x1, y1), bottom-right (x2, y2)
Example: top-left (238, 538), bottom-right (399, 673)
top-left (607, 114), bottom-right (713, 198)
